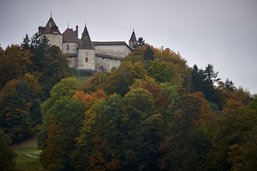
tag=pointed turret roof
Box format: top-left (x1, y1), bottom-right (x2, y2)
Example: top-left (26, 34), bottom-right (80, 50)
top-left (129, 30), bottom-right (137, 42)
top-left (38, 17), bottom-right (61, 34)
top-left (79, 24), bottom-right (94, 49)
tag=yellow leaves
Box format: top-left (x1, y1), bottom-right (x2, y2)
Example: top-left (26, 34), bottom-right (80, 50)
top-left (189, 92), bottom-right (216, 127)
top-left (228, 144), bottom-right (246, 171)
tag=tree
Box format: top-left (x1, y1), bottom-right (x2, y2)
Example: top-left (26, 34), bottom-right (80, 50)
top-left (121, 88), bottom-right (163, 171)
top-left (225, 79), bottom-right (236, 91)
top-left (0, 45), bottom-right (31, 89)
top-left (0, 129), bottom-right (16, 171)
top-left (147, 60), bottom-right (173, 83)
top-left (143, 45), bottom-right (154, 60)
top-left (160, 93), bottom-right (215, 171)
top-left (21, 34), bottom-right (31, 50)
top-left (101, 61), bottom-right (147, 96)
top-left (0, 74), bottom-right (41, 143)
top-left (40, 97), bottom-right (85, 171)
top-left (191, 64), bottom-right (220, 107)
top-left (209, 100), bottom-right (257, 170)
top-left (38, 77), bottom-right (80, 148)
top-left (30, 33), bottom-right (46, 72)
top-left (73, 89), bottom-right (106, 109)
top-left (38, 45), bottom-right (71, 100)
top-left (73, 88), bottom-right (164, 171)
top-left (72, 95), bottom-right (124, 171)
top-left (134, 37), bottom-right (145, 48)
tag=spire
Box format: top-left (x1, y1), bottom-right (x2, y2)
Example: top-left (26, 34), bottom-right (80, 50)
top-left (129, 29), bottom-right (137, 42)
top-left (79, 24), bottom-right (94, 49)
top-left (129, 29), bottom-right (137, 49)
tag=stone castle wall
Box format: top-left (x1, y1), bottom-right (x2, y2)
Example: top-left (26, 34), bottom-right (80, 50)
top-left (62, 42), bottom-right (78, 54)
top-left (77, 49), bottom-right (96, 71)
top-left (44, 34), bottom-right (63, 51)
top-left (94, 45), bottom-right (130, 58)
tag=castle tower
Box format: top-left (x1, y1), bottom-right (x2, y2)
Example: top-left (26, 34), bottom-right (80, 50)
top-left (38, 16), bottom-right (63, 50)
top-left (129, 30), bottom-right (137, 49)
top-left (62, 26), bottom-right (79, 69)
top-left (77, 24), bottom-right (96, 71)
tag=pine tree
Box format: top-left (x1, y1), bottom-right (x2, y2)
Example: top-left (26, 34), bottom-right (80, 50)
top-left (21, 34), bottom-right (30, 50)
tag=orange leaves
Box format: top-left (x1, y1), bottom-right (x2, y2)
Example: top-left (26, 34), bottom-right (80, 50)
top-left (73, 89), bottom-right (106, 108)
top-left (106, 159), bottom-right (121, 170)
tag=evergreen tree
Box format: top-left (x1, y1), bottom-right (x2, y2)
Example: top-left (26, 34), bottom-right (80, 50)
top-left (143, 45), bottom-right (154, 60)
top-left (191, 64), bottom-right (220, 108)
top-left (21, 34), bottom-right (31, 50)
top-left (134, 37), bottom-right (146, 48)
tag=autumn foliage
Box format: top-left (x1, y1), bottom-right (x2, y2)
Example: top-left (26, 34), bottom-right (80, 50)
top-left (1, 41), bottom-right (256, 170)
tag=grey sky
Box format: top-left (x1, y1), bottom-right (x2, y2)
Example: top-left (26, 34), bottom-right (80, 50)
top-left (1, 0), bottom-right (257, 93)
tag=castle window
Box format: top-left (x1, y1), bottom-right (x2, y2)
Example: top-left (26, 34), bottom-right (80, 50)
top-left (85, 57), bottom-right (88, 62)
top-left (66, 44), bottom-right (69, 50)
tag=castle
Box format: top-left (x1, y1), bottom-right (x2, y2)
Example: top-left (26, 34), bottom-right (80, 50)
top-left (38, 16), bottom-right (137, 72)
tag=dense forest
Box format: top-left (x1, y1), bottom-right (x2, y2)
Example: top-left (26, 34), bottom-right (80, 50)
top-left (0, 35), bottom-right (257, 171)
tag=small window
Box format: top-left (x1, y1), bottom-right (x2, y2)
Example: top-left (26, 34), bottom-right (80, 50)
top-left (85, 57), bottom-right (88, 62)
top-left (66, 44), bottom-right (69, 50)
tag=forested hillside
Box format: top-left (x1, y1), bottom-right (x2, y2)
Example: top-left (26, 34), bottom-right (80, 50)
top-left (1, 37), bottom-right (257, 171)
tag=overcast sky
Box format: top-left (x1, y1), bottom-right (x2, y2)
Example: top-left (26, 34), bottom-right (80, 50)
top-left (1, 0), bottom-right (257, 94)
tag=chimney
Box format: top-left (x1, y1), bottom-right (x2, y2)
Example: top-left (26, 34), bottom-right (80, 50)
top-left (76, 25), bottom-right (78, 37)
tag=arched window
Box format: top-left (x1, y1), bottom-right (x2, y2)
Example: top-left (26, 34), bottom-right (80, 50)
top-left (85, 57), bottom-right (88, 62)
top-left (66, 44), bottom-right (69, 50)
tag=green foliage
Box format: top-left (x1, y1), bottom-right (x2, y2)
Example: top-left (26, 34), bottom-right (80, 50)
top-left (101, 61), bottom-right (147, 95)
top-left (0, 129), bottom-right (16, 171)
top-left (143, 45), bottom-right (154, 60)
top-left (191, 64), bottom-right (221, 108)
top-left (38, 77), bottom-right (80, 149)
top-left (209, 100), bottom-right (257, 170)
top-left (21, 34), bottom-right (31, 50)
top-left (0, 45), bottom-right (31, 89)
top-left (38, 45), bottom-right (71, 100)
top-left (160, 93), bottom-right (215, 171)
top-left (134, 37), bottom-right (145, 48)
top-left (72, 95), bottom-right (123, 170)
top-left (30, 41), bottom-right (256, 171)
top-left (0, 74), bottom-right (41, 143)
top-left (73, 89), bottom-right (163, 170)
top-left (147, 60), bottom-right (173, 83)
top-left (81, 72), bottom-right (107, 93)
top-left (40, 97), bottom-right (85, 171)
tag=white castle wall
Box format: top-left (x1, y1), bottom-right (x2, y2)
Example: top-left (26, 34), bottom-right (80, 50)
top-left (43, 34), bottom-right (63, 51)
top-left (62, 43), bottom-right (78, 54)
top-left (77, 49), bottom-right (95, 71)
top-left (94, 45), bottom-right (130, 58)
top-left (96, 57), bottom-right (121, 71)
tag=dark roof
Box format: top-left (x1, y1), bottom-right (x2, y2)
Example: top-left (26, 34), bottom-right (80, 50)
top-left (93, 41), bottom-right (132, 50)
top-left (67, 53), bottom-right (77, 58)
top-left (96, 53), bottom-right (123, 60)
top-left (63, 28), bottom-right (78, 43)
top-left (79, 25), bottom-right (94, 49)
top-left (38, 17), bottom-right (61, 34)
top-left (129, 30), bottom-right (137, 42)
